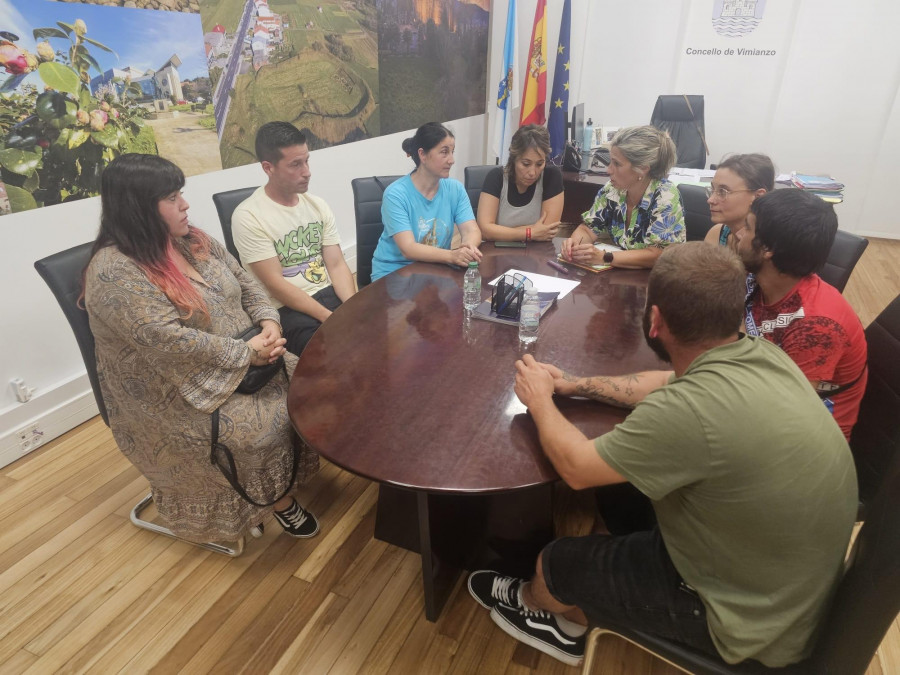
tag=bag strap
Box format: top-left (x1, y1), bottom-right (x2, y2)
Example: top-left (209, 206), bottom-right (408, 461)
top-left (210, 380), bottom-right (298, 507)
top-left (682, 95), bottom-right (710, 157)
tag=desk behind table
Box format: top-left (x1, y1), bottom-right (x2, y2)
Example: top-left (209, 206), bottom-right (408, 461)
top-left (561, 171), bottom-right (608, 227)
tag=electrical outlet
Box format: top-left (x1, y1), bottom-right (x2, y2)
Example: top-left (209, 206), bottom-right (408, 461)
top-left (16, 424), bottom-right (45, 452)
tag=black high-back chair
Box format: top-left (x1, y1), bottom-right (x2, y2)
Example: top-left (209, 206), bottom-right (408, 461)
top-left (650, 95), bottom-right (708, 170)
top-left (212, 186), bottom-right (258, 265)
top-left (464, 164), bottom-right (496, 215)
top-left (677, 183), bottom-right (714, 241)
top-left (351, 175), bottom-right (402, 288)
top-left (819, 230), bottom-right (868, 293)
top-left (583, 439), bottom-right (900, 674)
top-left (34, 243), bottom-right (245, 557)
top-left (851, 293), bottom-right (900, 513)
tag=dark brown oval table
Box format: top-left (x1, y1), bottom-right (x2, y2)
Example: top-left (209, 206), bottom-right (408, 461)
top-left (287, 241), bottom-right (665, 621)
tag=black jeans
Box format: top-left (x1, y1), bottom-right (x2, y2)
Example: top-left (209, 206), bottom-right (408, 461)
top-left (542, 527), bottom-right (720, 658)
top-left (278, 286), bottom-right (342, 356)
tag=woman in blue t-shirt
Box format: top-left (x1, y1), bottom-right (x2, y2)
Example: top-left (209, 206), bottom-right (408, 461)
top-left (371, 122), bottom-right (482, 281)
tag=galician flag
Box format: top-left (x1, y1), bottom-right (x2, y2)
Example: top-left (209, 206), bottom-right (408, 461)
top-left (493, 0), bottom-right (519, 163)
top-left (547, 0), bottom-right (571, 163)
top-left (520, 0), bottom-right (547, 126)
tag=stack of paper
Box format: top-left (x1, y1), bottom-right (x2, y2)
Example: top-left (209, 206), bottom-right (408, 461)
top-left (789, 172), bottom-right (844, 204)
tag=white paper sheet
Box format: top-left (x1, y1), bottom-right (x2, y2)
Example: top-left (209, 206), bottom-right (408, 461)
top-left (487, 269), bottom-right (581, 300)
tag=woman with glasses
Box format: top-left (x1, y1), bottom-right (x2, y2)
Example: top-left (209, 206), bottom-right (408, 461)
top-left (561, 125), bottom-right (684, 269)
top-left (704, 154), bottom-right (774, 250)
top-left (83, 154), bottom-right (321, 544)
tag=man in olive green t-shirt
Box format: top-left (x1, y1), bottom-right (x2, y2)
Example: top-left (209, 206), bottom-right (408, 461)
top-left (466, 243), bottom-right (857, 668)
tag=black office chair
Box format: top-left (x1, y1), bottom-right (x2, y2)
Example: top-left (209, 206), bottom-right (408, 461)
top-left (819, 230), bottom-right (868, 293)
top-left (212, 186), bottom-right (258, 265)
top-left (677, 183), bottom-right (714, 241)
top-left (464, 164), bottom-right (496, 215)
top-left (34, 243), bottom-right (245, 557)
top-left (850, 293), bottom-right (900, 514)
top-left (650, 95), bottom-right (708, 170)
top-left (583, 439), bottom-right (900, 675)
top-left (351, 175), bottom-right (402, 288)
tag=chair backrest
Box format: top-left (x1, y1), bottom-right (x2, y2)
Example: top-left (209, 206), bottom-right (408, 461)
top-left (212, 186), bottom-right (258, 266)
top-left (677, 183), bottom-right (714, 241)
top-left (650, 95), bottom-right (707, 170)
top-left (850, 293), bottom-right (900, 508)
top-left (351, 175), bottom-right (402, 288)
top-left (464, 164), bottom-right (496, 215)
top-left (819, 230), bottom-right (868, 293)
top-left (34, 243), bottom-right (109, 426)
top-left (811, 442), bottom-right (900, 674)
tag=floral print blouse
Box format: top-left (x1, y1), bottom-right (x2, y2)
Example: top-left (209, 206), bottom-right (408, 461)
top-left (582, 178), bottom-right (686, 249)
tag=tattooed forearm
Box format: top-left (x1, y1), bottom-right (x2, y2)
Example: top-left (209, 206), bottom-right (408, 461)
top-left (574, 376), bottom-right (635, 408)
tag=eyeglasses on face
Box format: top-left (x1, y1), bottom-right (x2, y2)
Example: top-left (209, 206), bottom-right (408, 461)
top-left (705, 186), bottom-right (755, 201)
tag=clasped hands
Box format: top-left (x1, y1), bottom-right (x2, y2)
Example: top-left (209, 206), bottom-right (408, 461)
top-left (449, 243), bottom-right (483, 267)
top-left (559, 226), bottom-right (603, 265)
top-left (247, 319), bottom-right (286, 366)
top-left (514, 354), bottom-right (577, 409)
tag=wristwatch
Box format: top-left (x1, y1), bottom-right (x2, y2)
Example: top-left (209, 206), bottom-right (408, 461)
top-left (603, 251), bottom-right (614, 264)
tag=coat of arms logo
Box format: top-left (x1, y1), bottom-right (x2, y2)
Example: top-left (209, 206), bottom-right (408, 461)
top-left (712, 0), bottom-right (766, 38)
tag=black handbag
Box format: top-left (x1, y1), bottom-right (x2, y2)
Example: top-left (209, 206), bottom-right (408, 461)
top-left (208, 324), bottom-right (296, 507)
top-left (233, 325), bottom-right (287, 394)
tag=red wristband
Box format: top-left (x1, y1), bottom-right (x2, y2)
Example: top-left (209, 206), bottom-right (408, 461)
top-left (525, 227), bottom-right (532, 242)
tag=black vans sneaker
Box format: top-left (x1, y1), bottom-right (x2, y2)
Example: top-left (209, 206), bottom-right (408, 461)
top-left (273, 499), bottom-right (319, 538)
top-left (467, 570), bottom-right (525, 610)
top-left (490, 603), bottom-right (585, 666)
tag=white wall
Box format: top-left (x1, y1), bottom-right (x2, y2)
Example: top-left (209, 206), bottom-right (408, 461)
top-left (490, 0), bottom-right (900, 240)
top-left (0, 115), bottom-right (487, 466)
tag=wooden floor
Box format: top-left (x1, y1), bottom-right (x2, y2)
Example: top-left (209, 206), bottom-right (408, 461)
top-left (1, 239), bottom-right (898, 675)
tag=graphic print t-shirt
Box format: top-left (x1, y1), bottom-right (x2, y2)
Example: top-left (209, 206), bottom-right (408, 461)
top-left (231, 187), bottom-right (340, 307)
top-left (746, 274), bottom-right (867, 440)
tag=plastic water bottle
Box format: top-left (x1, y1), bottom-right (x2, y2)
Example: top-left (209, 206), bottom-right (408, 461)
top-left (463, 262), bottom-right (481, 311)
top-left (518, 287), bottom-right (540, 343)
top-left (581, 118), bottom-right (594, 171)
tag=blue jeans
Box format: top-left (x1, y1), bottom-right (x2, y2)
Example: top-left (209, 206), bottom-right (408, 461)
top-left (542, 527), bottom-right (720, 657)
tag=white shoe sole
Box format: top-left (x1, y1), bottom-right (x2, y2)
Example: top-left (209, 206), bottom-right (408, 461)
top-left (490, 606), bottom-right (584, 667)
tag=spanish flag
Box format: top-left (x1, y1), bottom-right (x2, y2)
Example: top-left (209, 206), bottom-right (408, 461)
top-left (520, 0), bottom-right (547, 126)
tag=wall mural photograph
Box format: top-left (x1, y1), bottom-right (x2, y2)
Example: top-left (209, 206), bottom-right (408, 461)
top-left (0, 0), bottom-right (218, 215)
top-left (201, 0), bottom-right (379, 168)
top-left (377, 0), bottom-right (488, 135)
top-left (0, 0), bottom-right (491, 210)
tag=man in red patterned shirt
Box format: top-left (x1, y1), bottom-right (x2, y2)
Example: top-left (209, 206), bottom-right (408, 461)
top-left (736, 190), bottom-right (867, 440)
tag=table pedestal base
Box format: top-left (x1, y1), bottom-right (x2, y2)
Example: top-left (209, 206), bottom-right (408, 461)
top-left (374, 483), bottom-right (555, 621)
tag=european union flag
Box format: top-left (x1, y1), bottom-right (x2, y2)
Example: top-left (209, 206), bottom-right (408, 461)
top-left (547, 0), bottom-right (571, 164)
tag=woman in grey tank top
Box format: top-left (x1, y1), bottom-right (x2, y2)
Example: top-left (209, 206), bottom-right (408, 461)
top-left (476, 125), bottom-right (564, 243)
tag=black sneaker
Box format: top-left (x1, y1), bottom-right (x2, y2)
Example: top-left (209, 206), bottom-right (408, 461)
top-left (249, 523), bottom-right (265, 538)
top-left (273, 500), bottom-right (319, 538)
top-left (468, 570), bottom-right (524, 610)
top-left (490, 603), bottom-right (585, 667)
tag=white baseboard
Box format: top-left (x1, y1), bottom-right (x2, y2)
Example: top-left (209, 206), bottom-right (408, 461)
top-left (0, 373), bottom-right (99, 469)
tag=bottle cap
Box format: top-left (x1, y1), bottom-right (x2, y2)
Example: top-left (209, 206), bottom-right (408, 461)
top-left (467, 261), bottom-right (478, 268)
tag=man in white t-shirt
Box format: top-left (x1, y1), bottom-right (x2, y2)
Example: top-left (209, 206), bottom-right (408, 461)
top-left (232, 121), bottom-right (356, 355)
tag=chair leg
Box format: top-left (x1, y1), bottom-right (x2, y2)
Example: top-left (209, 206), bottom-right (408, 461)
top-left (130, 492), bottom-right (245, 557)
top-left (582, 626), bottom-right (696, 675)
top-left (582, 627), bottom-right (603, 674)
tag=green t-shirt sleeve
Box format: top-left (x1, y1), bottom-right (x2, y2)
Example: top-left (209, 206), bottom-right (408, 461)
top-left (594, 386), bottom-right (710, 500)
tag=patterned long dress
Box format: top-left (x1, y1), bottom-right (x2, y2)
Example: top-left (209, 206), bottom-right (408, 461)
top-left (84, 236), bottom-right (319, 543)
